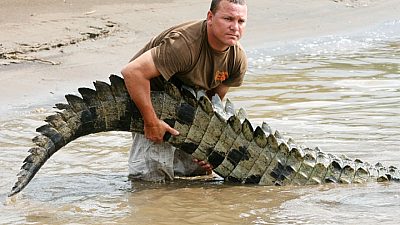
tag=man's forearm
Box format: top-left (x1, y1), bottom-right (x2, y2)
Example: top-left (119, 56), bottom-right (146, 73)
top-left (122, 71), bottom-right (158, 126)
top-left (121, 50), bottom-right (179, 142)
top-left (121, 50), bottom-right (162, 127)
top-left (208, 83), bottom-right (230, 100)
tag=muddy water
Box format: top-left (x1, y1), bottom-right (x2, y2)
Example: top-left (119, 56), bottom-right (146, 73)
top-left (1, 27), bottom-right (400, 224)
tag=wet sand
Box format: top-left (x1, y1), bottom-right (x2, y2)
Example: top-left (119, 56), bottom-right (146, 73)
top-left (0, 0), bottom-right (399, 116)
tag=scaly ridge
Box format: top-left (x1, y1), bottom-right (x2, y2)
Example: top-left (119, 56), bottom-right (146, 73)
top-left (211, 115), bottom-right (242, 177)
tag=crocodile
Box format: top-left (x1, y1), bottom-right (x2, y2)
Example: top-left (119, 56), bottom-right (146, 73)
top-left (9, 74), bottom-right (400, 197)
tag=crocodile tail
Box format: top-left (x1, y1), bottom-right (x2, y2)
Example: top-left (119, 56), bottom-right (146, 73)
top-left (10, 74), bottom-right (400, 196)
top-left (9, 74), bottom-right (134, 197)
top-left (215, 116), bottom-right (400, 185)
top-left (228, 121), bottom-right (400, 185)
top-left (163, 87), bottom-right (400, 185)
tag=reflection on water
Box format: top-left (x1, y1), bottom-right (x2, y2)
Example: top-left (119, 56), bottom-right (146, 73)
top-left (1, 38), bottom-right (400, 224)
top-left (277, 183), bottom-right (400, 224)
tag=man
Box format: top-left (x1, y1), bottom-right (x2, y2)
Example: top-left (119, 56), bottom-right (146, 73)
top-left (121, 0), bottom-right (248, 182)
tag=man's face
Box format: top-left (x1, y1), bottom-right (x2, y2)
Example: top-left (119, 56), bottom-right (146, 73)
top-left (207, 1), bottom-right (247, 51)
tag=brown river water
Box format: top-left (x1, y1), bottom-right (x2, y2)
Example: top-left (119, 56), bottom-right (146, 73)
top-left (1, 23), bottom-right (400, 224)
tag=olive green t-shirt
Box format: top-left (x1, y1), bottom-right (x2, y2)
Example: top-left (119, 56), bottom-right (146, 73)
top-left (131, 20), bottom-right (247, 91)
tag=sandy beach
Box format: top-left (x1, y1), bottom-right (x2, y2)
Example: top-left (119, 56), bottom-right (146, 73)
top-left (0, 0), bottom-right (399, 116)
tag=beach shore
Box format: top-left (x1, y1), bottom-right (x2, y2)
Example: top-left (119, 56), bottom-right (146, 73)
top-left (0, 0), bottom-right (399, 116)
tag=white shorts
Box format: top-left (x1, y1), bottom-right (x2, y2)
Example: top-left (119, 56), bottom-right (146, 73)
top-left (128, 133), bottom-right (205, 182)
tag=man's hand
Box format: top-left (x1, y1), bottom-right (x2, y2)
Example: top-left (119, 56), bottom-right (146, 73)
top-left (144, 119), bottom-right (179, 143)
top-left (193, 158), bottom-right (213, 175)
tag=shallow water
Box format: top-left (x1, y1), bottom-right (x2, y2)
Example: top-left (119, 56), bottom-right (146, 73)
top-left (1, 23), bottom-right (400, 224)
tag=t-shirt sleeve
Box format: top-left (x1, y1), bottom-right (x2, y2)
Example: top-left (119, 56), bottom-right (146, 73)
top-left (222, 47), bottom-right (248, 87)
top-left (150, 32), bottom-right (192, 81)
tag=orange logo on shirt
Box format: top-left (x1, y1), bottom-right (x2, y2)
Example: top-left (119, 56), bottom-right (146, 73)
top-left (215, 71), bottom-right (229, 81)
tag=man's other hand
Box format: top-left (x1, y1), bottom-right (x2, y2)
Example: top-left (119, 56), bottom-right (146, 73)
top-left (193, 158), bottom-right (213, 175)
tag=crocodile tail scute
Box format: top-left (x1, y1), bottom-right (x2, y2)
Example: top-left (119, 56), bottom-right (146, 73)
top-left (9, 74), bottom-right (133, 197)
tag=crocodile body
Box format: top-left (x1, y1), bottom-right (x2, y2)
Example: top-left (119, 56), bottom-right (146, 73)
top-left (9, 74), bottom-right (400, 197)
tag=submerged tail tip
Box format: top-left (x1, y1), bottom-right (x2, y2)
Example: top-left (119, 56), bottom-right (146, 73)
top-left (8, 184), bottom-right (22, 197)
top-left (8, 191), bottom-right (17, 198)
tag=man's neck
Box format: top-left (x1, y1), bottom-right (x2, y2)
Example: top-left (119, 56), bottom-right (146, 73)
top-left (206, 26), bottom-right (230, 52)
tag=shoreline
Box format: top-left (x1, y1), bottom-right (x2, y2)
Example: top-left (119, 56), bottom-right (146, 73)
top-left (0, 0), bottom-right (399, 117)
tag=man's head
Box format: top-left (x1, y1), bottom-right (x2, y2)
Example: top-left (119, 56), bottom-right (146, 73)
top-left (209, 0), bottom-right (246, 14)
top-left (207, 0), bottom-right (247, 52)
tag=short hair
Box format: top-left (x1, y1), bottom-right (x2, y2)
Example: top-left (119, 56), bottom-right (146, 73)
top-left (209, 0), bottom-right (247, 14)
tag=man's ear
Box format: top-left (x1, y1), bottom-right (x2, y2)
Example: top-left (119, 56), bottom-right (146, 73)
top-left (207, 10), bottom-right (213, 24)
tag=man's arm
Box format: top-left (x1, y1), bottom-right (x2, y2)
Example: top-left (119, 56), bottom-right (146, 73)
top-left (207, 83), bottom-right (230, 100)
top-left (121, 50), bottom-right (179, 143)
